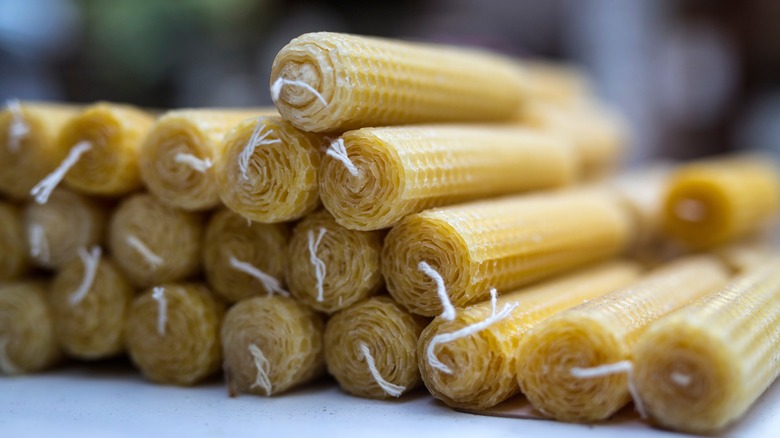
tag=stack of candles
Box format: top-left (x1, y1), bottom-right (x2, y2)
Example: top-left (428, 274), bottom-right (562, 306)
top-left (1, 32), bottom-right (780, 435)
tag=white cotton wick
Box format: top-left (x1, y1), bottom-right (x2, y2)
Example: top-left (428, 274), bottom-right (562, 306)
top-left (28, 223), bottom-right (50, 263)
top-left (126, 235), bottom-right (164, 268)
top-left (570, 361), bottom-right (633, 378)
top-left (307, 228), bottom-right (327, 302)
top-left (326, 138), bottom-right (361, 177)
top-left (68, 246), bottom-right (102, 306)
top-left (426, 288), bottom-right (517, 374)
top-left (30, 141), bottom-right (92, 204)
top-left (229, 256), bottom-right (289, 297)
top-left (151, 287), bottom-right (167, 336)
top-left (670, 371), bottom-right (692, 387)
top-left (570, 360), bottom-right (647, 419)
top-left (0, 337), bottom-right (20, 375)
top-left (674, 198), bottom-right (707, 223)
top-left (238, 119), bottom-right (281, 181)
top-left (270, 77), bottom-right (328, 106)
top-left (5, 99), bottom-right (29, 152)
top-left (418, 261), bottom-right (456, 321)
top-left (248, 343), bottom-right (272, 395)
top-left (174, 152), bottom-right (212, 173)
top-left (358, 342), bottom-right (405, 397)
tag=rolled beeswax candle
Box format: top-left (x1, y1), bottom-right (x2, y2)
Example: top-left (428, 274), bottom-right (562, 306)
top-left (270, 32), bottom-right (528, 133)
top-left (382, 189), bottom-right (634, 317)
top-left (319, 125), bottom-right (577, 230)
top-left (124, 283), bottom-right (223, 385)
top-left (108, 194), bottom-right (203, 287)
top-left (23, 188), bottom-right (106, 270)
top-left (140, 108), bottom-right (274, 211)
top-left (0, 100), bottom-right (79, 199)
top-left (0, 281), bottom-right (62, 374)
top-left (286, 210), bottom-right (384, 313)
top-left (663, 156), bottom-right (780, 249)
top-left (51, 250), bottom-right (135, 359)
top-left (221, 295), bottom-right (324, 396)
top-left (325, 296), bottom-right (427, 399)
top-left (215, 115), bottom-right (324, 223)
top-left (33, 102), bottom-right (154, 201)
top-left (633, 262), bottom-right (780, 434)
top-left (203, 209), bottom-right (289, 303)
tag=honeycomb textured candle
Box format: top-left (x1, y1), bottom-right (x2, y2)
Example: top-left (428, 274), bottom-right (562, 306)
top-left (203, 209), bottom-right (289, 303)
top-left (0, 202), bottom-right (29, 281)
top-left (270, 32), bottom-right (527, 133)
top-left (108, 194), bottom-right (203, 287)
top-left (50, 254), bottom-right (135, 359)
top-left (124, 283), bottom-right (223, 385)
top-left (517, 101), bottom-right (626, 180)
top-left (57, 102), bottom-right (154, 196)
top-left (663, 156), bottom-right (780, 249)
top-left (382, 189), bottom-right (634, 317)
top-left (140, 109), bottom-right (274, 211)
top-left (715, 242), bottom-right (779, 273)
top-left (325, 296), bottom-right (427, 399)
top-left (221, 295), bottom-right (324, 396)
top-left (419, 261), bottom-right (641, 410)
top-left (23, 188), bottom-right (106, 269)
top-left (633, 262), bottom-right (780, 434)
top-left (515, 256), bottom-right (729, 423)
top-left (319, 125), bottom-right (577, 230)
top-left (0, 101), bottom-right (79, 199)
top-left (606, 164), bottom-right (674, 258)
top-left (286, 210), bottom-right (384, 313)
top-left (215, 115), bottom-right (324, 223)
top-left (0, 282), bottom-right (62, 374)
top-left (523, 61), bottom-right (592, 105)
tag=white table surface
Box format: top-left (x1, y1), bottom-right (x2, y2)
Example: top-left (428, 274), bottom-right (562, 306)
top-left (1, 360), bottom-right (777, 438)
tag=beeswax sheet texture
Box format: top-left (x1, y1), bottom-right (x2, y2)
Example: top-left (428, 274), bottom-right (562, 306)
top-left (1, 360), bottom-right (778, 437)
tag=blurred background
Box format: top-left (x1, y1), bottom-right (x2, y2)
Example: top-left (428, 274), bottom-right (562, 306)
top-left (0, 0), bottom-right (778, 163)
